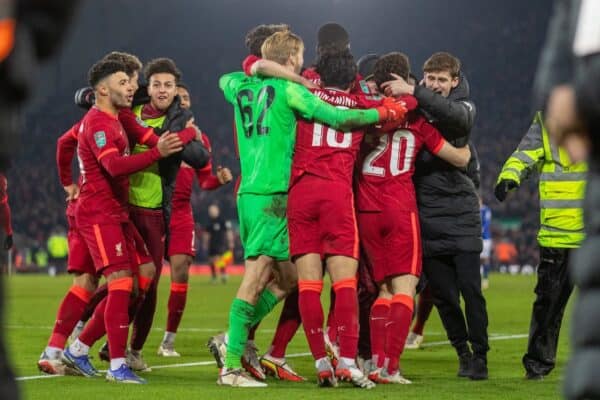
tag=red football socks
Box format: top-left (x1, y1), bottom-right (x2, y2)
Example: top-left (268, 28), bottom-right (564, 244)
top-left (370, 297), bottom-right (391, 368)
top-left (298, 280), bottom-right (326, 360)
top-left (105, 277), bottom-right (133, 359)
top-left (385, 293), bottom-right (414, 374)
top-left (48, 285), bottom-right (93, 349)
top-left (332, 277), bottom-right (358, 360)
top-left (166, 282), bottom-right (188, 333)
top-left (269, 289), bottom-right (301, 358)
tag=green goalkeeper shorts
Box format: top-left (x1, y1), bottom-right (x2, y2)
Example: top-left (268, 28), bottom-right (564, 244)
top-left (237, 193), bottom-right (289, 261)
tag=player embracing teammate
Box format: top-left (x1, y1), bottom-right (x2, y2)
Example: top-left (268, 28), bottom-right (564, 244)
top-left (356, 53), bottom-right (470, 384)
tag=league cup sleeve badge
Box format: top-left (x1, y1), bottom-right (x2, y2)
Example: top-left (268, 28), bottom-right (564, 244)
top-left (94, 131), bottom-right (107, 148)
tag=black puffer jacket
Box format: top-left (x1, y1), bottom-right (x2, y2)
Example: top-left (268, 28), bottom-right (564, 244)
top-left (413, 73), bottom-right (482, 257)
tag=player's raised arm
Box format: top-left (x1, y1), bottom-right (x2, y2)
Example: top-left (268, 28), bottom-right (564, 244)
top-left (96, 132), bottom-right (182, 177)
top-left (219, 72), bottom-right (250, 104)
top-left (285, 81), bottom-right (406, 131)
top-left (245, 56), bottom-right (318, 89)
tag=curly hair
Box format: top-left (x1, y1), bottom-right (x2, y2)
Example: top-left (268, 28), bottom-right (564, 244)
top-left (315, 49), bottom-right (356, 90)
top-left (373, 52), bottom-right (410, 88)
top-left (143, 57), bottom-right (181, 83)
top-left (102, 51), bottom-right (142, 77)
top-left (88, 59), bottom-right (127, 87)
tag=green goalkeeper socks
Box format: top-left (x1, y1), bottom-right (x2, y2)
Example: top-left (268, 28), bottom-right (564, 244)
top-left (225, 298), bottom-right (255, 369)
top-left (250, 289), bottom-right (279, 327)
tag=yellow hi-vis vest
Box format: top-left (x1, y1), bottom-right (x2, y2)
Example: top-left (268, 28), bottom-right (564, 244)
top-left (497, 111), bottom-right (586, 248)
top-left (128, 105), bottom-right (166, 209)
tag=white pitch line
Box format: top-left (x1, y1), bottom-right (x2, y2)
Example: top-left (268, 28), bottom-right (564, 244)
top-left (16, 335), bottom-right (527, 382)
top-left (420, 334), bottom-right (529, 348)
top-left (6, 325), bottom-right (267, 333)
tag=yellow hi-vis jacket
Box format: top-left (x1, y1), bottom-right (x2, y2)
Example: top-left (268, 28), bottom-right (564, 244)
top-left (497, 111), bottom-right (586, 248)
top-left (128, 105), bottom-right (166, 209)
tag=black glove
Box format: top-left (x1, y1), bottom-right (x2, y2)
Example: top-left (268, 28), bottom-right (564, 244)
top-left (74, 86), bottom-right (94, 110)
top-left (4, 234), bottom-right (13, 250)
top-left (494, 179), bottom-right (519, 202)
top-left (181, 140), bottom-right (210, 169)
top-left (132, 84), bottom-right (150, 107)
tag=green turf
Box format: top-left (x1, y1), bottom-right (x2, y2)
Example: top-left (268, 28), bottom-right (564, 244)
top-left (5, 273), bottom-right (571, 399)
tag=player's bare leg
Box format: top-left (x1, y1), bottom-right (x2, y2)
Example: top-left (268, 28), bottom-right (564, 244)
top-left (158, 254), bottom-right (192, 357)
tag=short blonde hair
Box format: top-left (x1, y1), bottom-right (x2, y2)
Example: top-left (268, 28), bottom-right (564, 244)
top-left (260, 31), bottom-right (304, 65)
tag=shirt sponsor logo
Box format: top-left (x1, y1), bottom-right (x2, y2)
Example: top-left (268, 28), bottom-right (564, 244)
top-left (94, 131), bottom-right (107, 148)
top-left (115, 242), bottom-right (123, 257)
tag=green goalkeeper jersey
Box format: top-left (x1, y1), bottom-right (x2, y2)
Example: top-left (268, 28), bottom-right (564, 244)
top-left (220, 71), bottom-right (380, 195)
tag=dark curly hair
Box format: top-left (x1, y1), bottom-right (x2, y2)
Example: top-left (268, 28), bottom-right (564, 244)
top-left (143, 57), bottom-right (181, 83)
top-left (88, 59), bottom-right (127, 88)
top-left (245, 24), bottom-right (290, 57)
top-left (373, 52), bottom-right (410, 88)
top-left (315, 49), bottom-right (356, 90)
top-left (102, 51), bottom-right (142, 77)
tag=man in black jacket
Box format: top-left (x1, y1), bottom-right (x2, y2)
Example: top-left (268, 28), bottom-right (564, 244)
top-left (382, 52), bottom-right (488, 380)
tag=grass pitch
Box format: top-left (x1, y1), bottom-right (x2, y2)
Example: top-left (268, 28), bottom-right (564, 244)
top-left (5, 273), bottom-right (570, 399)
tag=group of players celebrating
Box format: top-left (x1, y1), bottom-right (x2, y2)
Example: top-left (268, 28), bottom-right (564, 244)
top-left (35, 21), bottom-right (484, 388)
top-left (206, 23), bottom-right (474, 388)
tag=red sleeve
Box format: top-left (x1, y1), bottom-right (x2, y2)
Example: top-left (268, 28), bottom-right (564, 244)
top-left (118, 108), bottom-right (158, 147)
top-left (242, 55), bottom-right (260, 76)
top-left (420, 119), bottom-right (445, 155)
top-left (88, 122), bottom-right (162, 177)
top-left (56, 122), bottom-right (80, 187)
top-left (398, 94), bottom-right (418, 112)
top-left (195, 134), bottom-right (221, 190)
top-left (176, 127), bottom-right (196, 144)
top-left (99, 147), bottom-right (161, 177)
top-left (353, 93), bottom-right (383, 109)
top-left (197, 166), bottom-right (221, 190)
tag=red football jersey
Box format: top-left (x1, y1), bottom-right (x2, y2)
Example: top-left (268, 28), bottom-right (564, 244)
top-left (76, 107), bottom-right (160, 226)
top-left (291, 88), bottom-right (381, 188)
top-left (356, 112), bottom-right (445, 212)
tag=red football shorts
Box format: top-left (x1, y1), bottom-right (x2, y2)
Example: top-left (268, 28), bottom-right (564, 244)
top-left (129, 206), bottom-right (165, 276)
top-left (357, 209), bottom-right (422, 283)
top-left (167, 210), bottom-right (196, 257)
top-left (288, 174), bottom-right (359, 259)
top-left (78, 220), bottom-right (152, 276)
top-left (66, 215), bottom-right (95, 275)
